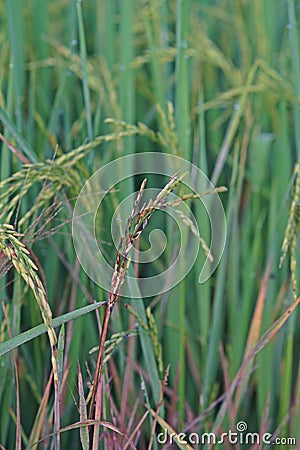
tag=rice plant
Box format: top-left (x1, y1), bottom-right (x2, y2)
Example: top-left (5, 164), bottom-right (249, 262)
top-left (0, 1), bottom-right (299, 449)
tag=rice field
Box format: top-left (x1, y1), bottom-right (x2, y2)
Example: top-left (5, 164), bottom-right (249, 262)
top-left (0, 1), bottom-right (299, 449)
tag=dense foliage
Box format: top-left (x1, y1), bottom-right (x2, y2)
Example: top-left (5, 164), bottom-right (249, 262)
top-left (0, 1), bottom-right (299, 448)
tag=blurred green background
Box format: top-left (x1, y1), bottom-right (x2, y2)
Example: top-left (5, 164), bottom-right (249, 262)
top-left (0, 0), bottom-right (299, 448)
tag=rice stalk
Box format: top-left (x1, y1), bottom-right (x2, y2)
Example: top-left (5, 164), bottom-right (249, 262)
top-left (0, 224), bottom-right (56, 346)
top-left (89, 173), bottom-right (193, 443)
top-left (146, 307), bottom-right (163, 377)
top-left (0, 223), bottom-right (60, 444)
top-left (0, 127), bottom-right (151, 228)
top-left (88, 170), bottom-right (227, 447)
top-left (280, 161), bottom-right (300, 300)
